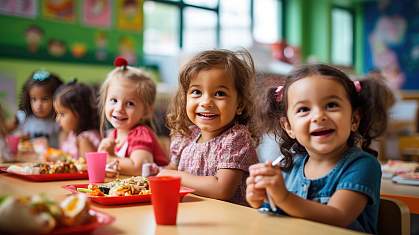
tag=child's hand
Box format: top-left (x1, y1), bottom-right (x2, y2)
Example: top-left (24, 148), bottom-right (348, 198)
top-left (106, 159), bottom-right (119, 178)
top-left (98, 137), bottom-right (115, 156)
top-left (248, 162), bottom-right (289, 207)
top-left (246, 174), bottom-right (267, 208)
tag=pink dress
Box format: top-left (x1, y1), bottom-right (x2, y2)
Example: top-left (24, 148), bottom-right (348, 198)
top-left (61, 130), bottom-right (101, 159)
top-left (113, 125), bottom-right (169, 166)
top-left (170, 124), bottom-right (258, 205)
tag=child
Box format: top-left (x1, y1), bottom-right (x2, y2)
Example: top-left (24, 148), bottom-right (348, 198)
top-left (159, 49), bottom-right (259, 205)
top-left (54, 80), bottom-right (101, 159)
top-left (7, 70), bottom-right (63, 148)
top-left (246, 64), bottom-right (394, 233)
top-left (97, 57), bottom-right (168, 176)
top-left (0, 104), bottom-right (13, 162)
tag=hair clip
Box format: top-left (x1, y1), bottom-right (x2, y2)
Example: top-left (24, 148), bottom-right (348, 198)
top-left (114, 56), bottom-right (128, 70)
top-left (32, 70), bottom-right (50, 81)
top-left (353, 80), bottom-right (362, 93)
top-left (274, 85), bottom-right (284, 102)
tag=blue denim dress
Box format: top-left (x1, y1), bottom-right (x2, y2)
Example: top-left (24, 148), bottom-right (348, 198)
top-left (260, 147), bottom-right (381, 234)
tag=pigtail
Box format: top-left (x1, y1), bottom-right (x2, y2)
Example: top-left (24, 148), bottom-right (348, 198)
top-left (355, 78), bottom-right (395, 156)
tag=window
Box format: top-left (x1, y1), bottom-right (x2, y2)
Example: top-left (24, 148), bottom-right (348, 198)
top-left (144, 0), bottom-right (283, 55)
top-left (253, 0), bottom-right (282, 44)
top-left (331, 7), bottom-right (354, 66)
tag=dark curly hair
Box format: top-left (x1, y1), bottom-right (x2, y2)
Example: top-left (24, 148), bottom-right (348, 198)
top-left (256, 64), bottom-right (395, 170)
top-left (54, 80), bottom-right (99, 135)
top-left (19, 70), bottom-right (63, 118)
top-left (166, 49), bottom-right (260, 144)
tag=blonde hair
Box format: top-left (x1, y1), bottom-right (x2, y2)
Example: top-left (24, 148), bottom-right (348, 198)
top-left (166, 49), bottom-right (259, 144)
top-left (98, 66), bottom-right (156, 136)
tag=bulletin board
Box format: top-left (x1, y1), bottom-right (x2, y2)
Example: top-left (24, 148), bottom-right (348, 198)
top-left (0, 0), bottom-right (144, 66)
top-left (363, 0), bottom-right (419, 90)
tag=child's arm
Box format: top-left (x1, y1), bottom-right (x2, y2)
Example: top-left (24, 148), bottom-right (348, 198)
top-left (249, 163), bottom-right (368, 227)
top-left (116, 149), bottom-right (153, 176)
top-left (159, 168), bottom-right (244, 201)
top-left (5, 116), bottom-right (18, 134)
top-left (77, 136), bottom-right (97, 159)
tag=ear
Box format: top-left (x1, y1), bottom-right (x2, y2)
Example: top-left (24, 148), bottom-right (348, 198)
top-left (236, 106), bottom-right (243, 115)
top-left (280, 117), bottom-right (296, 139)
top-left (351, 110), bottom-right (361, 132)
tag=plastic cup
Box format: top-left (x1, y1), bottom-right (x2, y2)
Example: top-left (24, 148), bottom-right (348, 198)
top-left (149, 176), bottom-right (181, 225)
top-left (85, 152), bottom-right (107, 183)
top-left (6, 135), bottom-right (20, 155)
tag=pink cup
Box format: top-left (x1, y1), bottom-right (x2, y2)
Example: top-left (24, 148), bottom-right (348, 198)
top-left (6, 135), bottom-right (20, 155)
top-left (149, 176), bottom-right (181, 225)
top-left (85, 152), bottom-right (107, 183)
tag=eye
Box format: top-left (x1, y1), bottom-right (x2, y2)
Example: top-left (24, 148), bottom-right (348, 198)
top-left (190, 89), bottom-right (201, 97)
top-left (296, 106), bottom-right (309, 114)
top-left (127, 101), bottom-right (135, 107)
top-left (109, 98), bottom-right (117, 104)
top-left (215, 90), bottom-right (226, 97)
top-left (30, 97), bottom-right (36, 102)
top-left (326, 102), bottom-right (339, 110)
top-left (41, 97), bottom-right (50, 101)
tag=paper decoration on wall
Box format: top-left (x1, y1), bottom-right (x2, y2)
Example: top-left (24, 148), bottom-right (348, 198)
top-left (25, 24), bottom-right (44, 53)
top-left (118, 35), bottom-right (137, 65)
top-left (43, 0), bottom-right (76, 22)
top-left (71, 42), bottom-right (87, 58)
top-left (95, 31), bottom-right (108, 61)
top-left (83, 0), bottom-right (111, 28)
top-left (117, 0), bottom-right (142, 31)
top-left (48, 39), bottom-right (67, 57)
top-left (0, 0), bottom-right (37, 18)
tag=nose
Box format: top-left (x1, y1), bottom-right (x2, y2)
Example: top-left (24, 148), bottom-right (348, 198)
top-left (115, 102), bottom-right (124, 112)
top-left (312, 108), bottom-right (327, 123)
top-left (199, 95), bottom-right (213, 108)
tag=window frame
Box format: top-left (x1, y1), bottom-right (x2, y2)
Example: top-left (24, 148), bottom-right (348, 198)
top-left (331, 5), bottom-right (355, 66)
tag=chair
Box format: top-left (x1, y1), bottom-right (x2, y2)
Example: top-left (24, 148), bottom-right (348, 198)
top-left (378, 197), bottom-right (410, 235)
top-left (398, 135), bottom-right (419, 161)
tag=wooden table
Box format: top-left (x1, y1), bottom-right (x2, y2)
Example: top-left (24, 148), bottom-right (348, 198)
top-left (0, 174), bottom-right (364, 235)
top-left (381, 178), bottom-right (419, 214)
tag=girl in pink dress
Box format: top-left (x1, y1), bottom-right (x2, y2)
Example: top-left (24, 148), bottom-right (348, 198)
top-left (97, 57), bottom-right (168, 176)
top-left (160, 49), bottom-right (260, 205)
top-left (54, 81), bottom-right (101, 159)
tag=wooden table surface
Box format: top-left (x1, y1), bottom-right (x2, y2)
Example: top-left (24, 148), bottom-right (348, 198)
top-left (0, 173), bottom-right (364, 235)
top-left (381, 178), bottom-right (419, 214)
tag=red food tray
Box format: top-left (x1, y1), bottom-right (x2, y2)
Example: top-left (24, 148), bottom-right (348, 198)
top-left (63, 183), bottom-right (195, 205)
top-left (1, 168), bottom-right (88, 181)
top-left (50, 209), bottom-right (114, 235)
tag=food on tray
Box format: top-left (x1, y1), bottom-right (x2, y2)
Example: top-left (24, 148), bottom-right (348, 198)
top-left (0, 194), bottom-right (92, 234)
top-left (42, 148), bottom-right (73, 162)
top-left (382, 160), bottom-right (419, 176)
top-left (6, 158), bottom-right (86, 175)
top-left (78, 176), bottom-right (150, 196)
top-left (397, 172), bottom-right (419, 180)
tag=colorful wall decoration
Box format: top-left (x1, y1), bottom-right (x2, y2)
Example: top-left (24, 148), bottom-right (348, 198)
top-left (117, 0), bottom-right (142, 31)
top-left (0, 0), bottom-right (143, 65)
top-left (364, 0), bottom-right (419, 90)
top-left (0, 0), bottom-right (37, 18)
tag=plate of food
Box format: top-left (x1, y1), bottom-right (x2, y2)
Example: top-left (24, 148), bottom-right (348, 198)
top-left (0, 194), bottom-right (114, 234)
top-left (63, 176), bottom-right (195, 205)
top-left (392, 172), bottom-right (419, 186)
top-left (3, 158), bottom-right (88, 181)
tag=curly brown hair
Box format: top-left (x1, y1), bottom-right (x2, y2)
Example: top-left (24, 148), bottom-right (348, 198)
top-left (98, 66), bottom-right (156, 137)
top-left (256, 64), bottom-right (395, 170)
top-left (166, 49), bottom-right (259, 144)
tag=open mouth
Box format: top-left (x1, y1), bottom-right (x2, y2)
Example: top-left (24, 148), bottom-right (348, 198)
top-left (197, 113), bottom-right (218, 119)
top-left (311, 129), bottom-right (334, 136)
top-left (112, 115), bottom-right (128, 122)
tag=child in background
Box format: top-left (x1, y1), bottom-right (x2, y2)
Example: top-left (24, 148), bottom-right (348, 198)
top-left (246, 64), bottom-right (395, 233)
top-left (97, 57), bottom-right (168, 176)
top-left (159, 49), bottom-right (259, 205)
top-left (54, 80), bottom-right (101, 159)
top-left (0, 104), bottom-right (13, 162)
top-left (7, 70), bottom-right (63, 148)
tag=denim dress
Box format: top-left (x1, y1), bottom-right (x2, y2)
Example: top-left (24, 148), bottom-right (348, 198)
top-left (262, 147), bottom-right (381, 234)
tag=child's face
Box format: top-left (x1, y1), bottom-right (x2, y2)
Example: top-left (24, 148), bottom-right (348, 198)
top-left (186, 68), bottom-right (240, 141)
top-left (105, 78), bottom-right (148, 132)
top-left (281, 75), bottom-right (359, 159)
top-left (54, 100), bottom-right (78, 133)
top-left (29, 85), bottom-right (53, 118)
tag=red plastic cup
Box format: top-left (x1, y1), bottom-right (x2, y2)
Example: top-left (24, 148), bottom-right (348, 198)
top-left (6, 135), bottom-right (20, 155)
top-left (85, 152), bottom-right (107, 183)
top-left (149, 176), bottom-right (181, 225)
